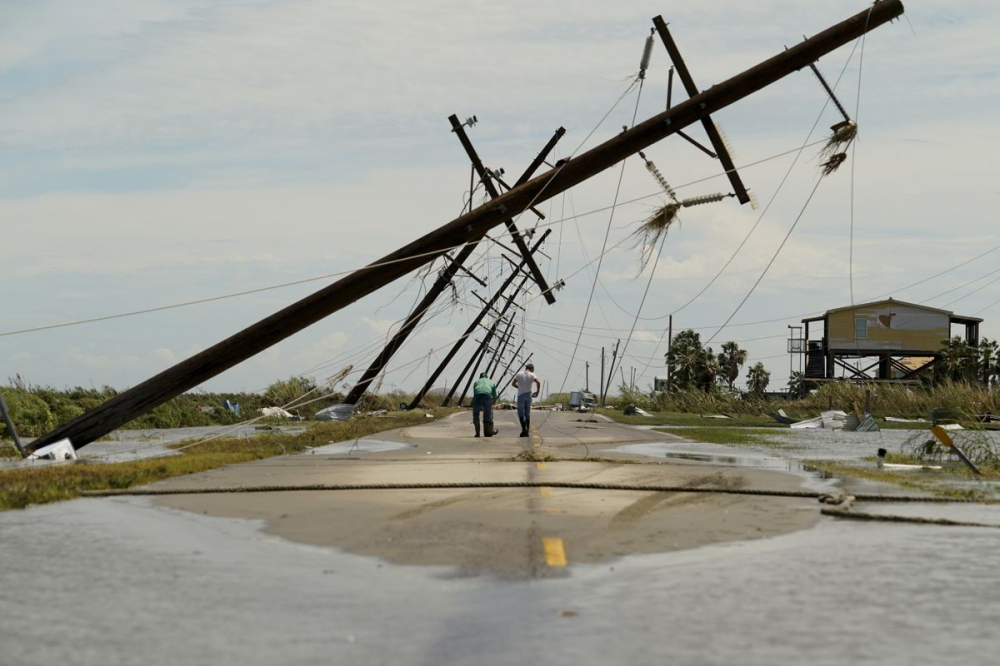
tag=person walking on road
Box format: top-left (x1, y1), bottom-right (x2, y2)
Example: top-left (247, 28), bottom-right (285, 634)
top-left (472, 372), bottom-right (498, 438)
top-left (511, 363), bottom-right (541, 438)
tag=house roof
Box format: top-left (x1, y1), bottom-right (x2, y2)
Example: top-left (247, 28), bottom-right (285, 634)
top-left (800, 297), bottom-right (982, 323)
top-left (822, 298), bottom-right (953, 317)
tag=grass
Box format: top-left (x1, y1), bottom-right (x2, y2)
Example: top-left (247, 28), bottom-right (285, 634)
top-left (802, 460), bottom-right (995, 500)
top-left (0, 410), bottom-right (455, 512)
top-left (655, 426), bottom-right (790, 448)
top-left (513, 449), bottom-right (557, 463)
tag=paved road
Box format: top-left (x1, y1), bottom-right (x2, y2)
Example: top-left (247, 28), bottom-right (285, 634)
top-left (5, 410), bottom-right (999, 665)
top-left (151, 410), bottom-right (817, 576)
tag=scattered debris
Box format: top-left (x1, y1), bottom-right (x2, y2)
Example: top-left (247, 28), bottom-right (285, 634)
top-left (635, 407), bottom-right (652, 417)
top-left (771, 409), bottom-right (796, 425)
top-left (823, 120), bottom-right (858, 156)
top-left (27, 438), bottom-right (76, 462)
top-left (260, 406), bottom-right (295, 419)
top-left (843, 413), bottom-right (880, 432)
top-left (633, 203), bottom-right (680, 271)
top-left (789, 410), bottom-right (848, 430)
top-left (820, 152), bottom-right (848, 175)
top-left (885, 416), bottom-right (928, 423)
top-left (222, 399), bottom-right (241, 416)
top-left (315, 403), bottom-right (355, 422)
top-left (930, 425), bottom-right (981, 475)
top-left (702, 414), bottom-right (732, 420)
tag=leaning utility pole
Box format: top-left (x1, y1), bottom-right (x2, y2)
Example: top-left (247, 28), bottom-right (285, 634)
top-left (450, 315), bottom-right (508, 407)
top-left (339, 125), bottom-right (564, 407)
top-left (496, 340), bottom-right (526, 384)
top-left (32, 1), bottom-right (903, 451)
top-left (0, 393), bottom-right (27, 459)
top-left (444, 278), bottom-right (526, 406)
top-left (449, 115), bottom-right (558, 305)
top-left (486, 317), bottom-right (517, 378)
top-left (410, 232), bottom-right (547, 409)
top-left (498, 352), bottom-right (532, 395)
top-left (603, 339), bottom-right (620, 405)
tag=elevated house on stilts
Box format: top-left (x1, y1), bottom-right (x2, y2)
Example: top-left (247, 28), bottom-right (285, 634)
top-left (795, 298), bottom-right (982, 382)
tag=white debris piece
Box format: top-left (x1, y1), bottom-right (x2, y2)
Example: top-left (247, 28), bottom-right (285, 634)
top-left (27, 438), bottom-right (77, 461)
top-left (635, 407), bottom-right (652, 417)
top-left (260, 407), bottom-right (294, 419)
top-left (790, 411), bottom-right (849, 430)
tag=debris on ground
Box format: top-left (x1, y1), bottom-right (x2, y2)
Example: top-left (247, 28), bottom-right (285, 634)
top-left (260, 406), bottom-right (295, 419)
top-left (315, 404), bottom-right (354, 422)
top-left (27, 438), bottom-right (76, 462)
top-left (885, 416), bottom-right (928, 423)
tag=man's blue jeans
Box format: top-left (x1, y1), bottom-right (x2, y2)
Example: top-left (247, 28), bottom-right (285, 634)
top-left (472, 393), bottom-right (493, 424)
top-left (516, 392), bottom-right (532, 422)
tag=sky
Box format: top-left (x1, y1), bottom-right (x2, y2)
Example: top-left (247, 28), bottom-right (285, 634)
top-left (2, 0), bottom-right (999, 402)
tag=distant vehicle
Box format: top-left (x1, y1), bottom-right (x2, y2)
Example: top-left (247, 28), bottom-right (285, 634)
top-left (568, 391), bottom-right (598, 410)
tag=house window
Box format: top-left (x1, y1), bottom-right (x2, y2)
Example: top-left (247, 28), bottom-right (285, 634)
top-left (855, 317), bottom-right (868, 340)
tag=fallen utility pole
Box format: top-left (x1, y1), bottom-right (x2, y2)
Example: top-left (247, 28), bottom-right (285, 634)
top-left (410, 232), bottom-right (548, 410)
top-left (32, 1), bottom-right (903, 451)
top-left (340, 125), bottom-right (564, 407)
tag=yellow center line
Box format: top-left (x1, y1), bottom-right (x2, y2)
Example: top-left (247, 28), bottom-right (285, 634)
top-left (539, 486), bottom-right (553, 497)
top-left (542, 537), bottom-right (567, 567)
top-left (535, 462), bottom-right (546, 469)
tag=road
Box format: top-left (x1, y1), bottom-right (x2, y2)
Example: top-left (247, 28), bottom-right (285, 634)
top-left (4, 410), bottom-right (1000, 665)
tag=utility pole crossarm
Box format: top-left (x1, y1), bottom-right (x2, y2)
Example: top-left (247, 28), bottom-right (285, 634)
top-left (31, 1), bottom-right (902, 452)
top-left (652, 15), bottom-right (751, 205)
top-left (449, 114), bottom-right (557, 304)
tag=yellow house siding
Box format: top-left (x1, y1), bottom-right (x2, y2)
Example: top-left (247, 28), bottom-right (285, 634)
top-left (827, 303), bottom-right (949, 351)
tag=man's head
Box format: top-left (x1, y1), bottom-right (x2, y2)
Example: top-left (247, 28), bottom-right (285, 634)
top-left (525, 363), bottom-right (534, 372)
top-left (480, 372), bottom-right (488, 378)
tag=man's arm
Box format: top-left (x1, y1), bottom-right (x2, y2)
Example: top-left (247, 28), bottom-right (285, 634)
top-left (532, 376), bottom-right (541, 398)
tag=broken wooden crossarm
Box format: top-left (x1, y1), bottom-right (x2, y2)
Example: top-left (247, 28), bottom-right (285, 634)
top-left (652, 15), bottom-right (751, 205)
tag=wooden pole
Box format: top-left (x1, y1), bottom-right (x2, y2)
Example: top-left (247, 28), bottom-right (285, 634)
top-left (667, 314), bottom-right (673, 391)
top-left (652, 16), bottom-right (751, 205)
top-left (341, 126), bottom-right (564, 406)
top-left (32, 1), bottom-right (903, 451)
top-left (495, 340), bottom-right (525, 384)
top-left (499, 353), bottom-right (533, 399)
top-left (0, 393), bottom-right (27, 459)
top-left (449, 114), bottom-right (559, 304)
top-left (409, 231), bottom-right (548, 410)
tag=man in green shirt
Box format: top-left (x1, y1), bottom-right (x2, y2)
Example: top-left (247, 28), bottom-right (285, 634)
top-left (472, 372), bottom-right (498, 438)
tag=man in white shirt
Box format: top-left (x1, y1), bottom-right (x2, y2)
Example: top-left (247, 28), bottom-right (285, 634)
top-left (511, 363), bottom-right (541, 438)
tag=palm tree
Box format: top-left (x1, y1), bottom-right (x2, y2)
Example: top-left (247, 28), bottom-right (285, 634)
top-left (717, 341), bottom-right (748, 391)
top-left (666, 329), bottom-right (716, 392)
top-left (746, 362), bottom-right (770, 396)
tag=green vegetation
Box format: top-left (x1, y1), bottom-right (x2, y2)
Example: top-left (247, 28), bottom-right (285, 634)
top-left (0, 375), bottom-right (435, 441)
top-left (0, 410), bottom-right (453, 511)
